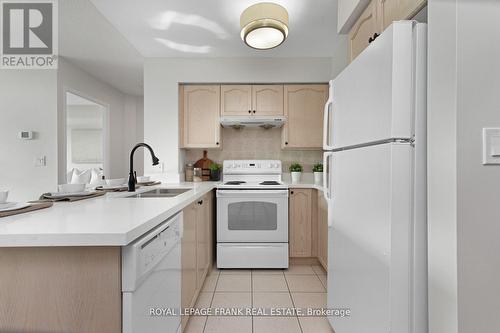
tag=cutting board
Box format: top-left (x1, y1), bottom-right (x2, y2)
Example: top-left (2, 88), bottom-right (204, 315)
top-left (194, 150), bottom-right (213, 181)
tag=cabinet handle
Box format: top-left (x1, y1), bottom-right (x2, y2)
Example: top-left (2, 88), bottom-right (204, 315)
top-left (290, 190), bottom-right (294, 194)
top-left (197, 200), bottom-right (203, 205)
top-left (248, 110), bottom-right (251, 114)
top-left (285, 142), bottom-right (288, 145)
top-left (216, 142), bottom-right (219, 145)
top-left (252, 110), bottom-right (256, 114)
top-left (368, 32), bottom-right (380, 44)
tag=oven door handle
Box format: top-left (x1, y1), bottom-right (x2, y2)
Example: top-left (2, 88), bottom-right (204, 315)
top-left (217, 189), bottom-right (289, 197)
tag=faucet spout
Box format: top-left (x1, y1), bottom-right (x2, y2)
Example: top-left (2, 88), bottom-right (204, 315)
top-left (128, 143), bottom-right (159, 192)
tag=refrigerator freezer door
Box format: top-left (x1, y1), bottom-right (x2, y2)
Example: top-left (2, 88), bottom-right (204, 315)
top-left (327, 143), bottom-right (414, 333)
top-left (331, 21), bottom-right (418, 149)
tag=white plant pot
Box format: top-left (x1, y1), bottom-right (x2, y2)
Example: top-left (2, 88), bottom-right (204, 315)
top-left (291, 172), bottom-right (302, 183)
top-left (314, 172), bottom-right (323, 185)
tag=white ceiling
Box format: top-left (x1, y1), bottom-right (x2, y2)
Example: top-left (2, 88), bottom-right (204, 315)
top-left (90, 0), bottom-right (343, 58)
top-left (59, 0), bottom-right (144, 95)
top-left (59, 1), bottom-right (343, 96)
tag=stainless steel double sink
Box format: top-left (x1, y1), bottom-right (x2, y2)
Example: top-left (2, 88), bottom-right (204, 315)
top-left (125, 188), bottom-right (190, 198)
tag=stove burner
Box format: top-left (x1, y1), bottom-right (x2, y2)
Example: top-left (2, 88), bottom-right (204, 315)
top-left (224, 181), bottom-right (247, 185)
top-left (259, 181), bottom-right (281, 185)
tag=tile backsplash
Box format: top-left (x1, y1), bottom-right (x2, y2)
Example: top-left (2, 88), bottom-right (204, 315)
top-left (183, 128), bottom-right (322, 172)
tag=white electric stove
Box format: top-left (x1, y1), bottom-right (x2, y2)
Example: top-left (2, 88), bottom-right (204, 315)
top-left (216, 160), bottom-right (289, 268)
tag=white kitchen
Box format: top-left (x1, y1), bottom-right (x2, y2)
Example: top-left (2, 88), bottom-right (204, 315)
top-left (0, 1), bottom-right (499, 333)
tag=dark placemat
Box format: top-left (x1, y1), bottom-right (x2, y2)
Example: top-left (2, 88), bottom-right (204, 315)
top-left (0, 202), bottom-right (53, 218)
top-left (38, 191), bottom-right (106, 202)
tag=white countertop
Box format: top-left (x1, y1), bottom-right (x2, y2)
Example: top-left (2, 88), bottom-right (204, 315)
top-left (0, 182), bottom-right (217, 247)
top-left (0, 181), bottom-right (323, 247)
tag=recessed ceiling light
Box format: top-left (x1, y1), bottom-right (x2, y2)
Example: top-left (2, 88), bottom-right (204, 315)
top-left (240, 2), bottom-right (289, 50)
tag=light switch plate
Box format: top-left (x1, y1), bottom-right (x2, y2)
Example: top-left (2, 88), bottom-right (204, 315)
top-left (482, 128), bottom-right (500, 165)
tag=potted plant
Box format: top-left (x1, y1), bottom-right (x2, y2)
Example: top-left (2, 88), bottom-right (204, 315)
top-left (289, 163), bottom-right (303, 183)
top-left (313, 163), bottom-right (324, 185)
top-left (209, 163), bottom-right (222, 181)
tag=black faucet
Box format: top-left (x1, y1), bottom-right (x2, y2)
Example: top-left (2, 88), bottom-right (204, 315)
top-left (128, 143), bottom-right (159, 192)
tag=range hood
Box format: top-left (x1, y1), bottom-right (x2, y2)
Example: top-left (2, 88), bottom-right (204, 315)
top-left (220, 116), bottom-right (286, 129)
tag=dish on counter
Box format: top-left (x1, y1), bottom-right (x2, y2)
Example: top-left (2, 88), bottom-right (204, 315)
top-left (105, 178), bottom-right (127, 186)
top-left (58, 184), bottom-right (86, 194)
top-left (47, 190), bottom-right (98, 198)
top-left (0, 202), bottom-right (31, 212)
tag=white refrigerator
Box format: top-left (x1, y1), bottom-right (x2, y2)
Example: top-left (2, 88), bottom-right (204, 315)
top-left (322, 21), bottom-right (428, 333)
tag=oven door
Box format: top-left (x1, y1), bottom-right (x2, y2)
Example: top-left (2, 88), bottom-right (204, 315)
top-left (217, 189), bottom-right (288, 243)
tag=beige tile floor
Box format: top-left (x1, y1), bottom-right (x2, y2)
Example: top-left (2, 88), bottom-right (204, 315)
top-left (185, 264), bottom-right (334, 333)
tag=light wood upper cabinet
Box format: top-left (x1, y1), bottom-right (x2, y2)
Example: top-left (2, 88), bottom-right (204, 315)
top-left (282, 84), bottom-right (329, 149)
top-left (252, 85), bottom-right (284, 116)
top-left (349, 0), bottom-right (379, 61)
top-left (379, 0), bottom-right (399, 30)
top-left (289, 189), bottom-right (313, 257)
top-left (349, 0), bottom-right (427, 62)
top-left (398, 0), bottom-right (426, 19)
top-left (221, 85), bottom-right (252, 116)
top-left (317, 191), bottom-right (328, 270)
top-left (181, 85), bottom-right (221, 149)
top-left (221, 84), bottom-right (284, 116)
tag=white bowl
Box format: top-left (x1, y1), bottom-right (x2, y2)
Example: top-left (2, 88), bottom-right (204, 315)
top-left (0, 190), bottom-right (9, 203)
top-left (106, 178), bottom-right (126, 186)
top-left (58, 183), bottom-right (86, 193)
top-left (137, 176), bottom-right (150, 183)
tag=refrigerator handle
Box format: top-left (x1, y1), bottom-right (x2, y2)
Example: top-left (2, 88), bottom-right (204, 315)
top-left (323, 152), bottom-right (333, 227)
top-left (322, 100), bottom-right (333, 150)
top-left (323, 152), bottom-right (333, 201)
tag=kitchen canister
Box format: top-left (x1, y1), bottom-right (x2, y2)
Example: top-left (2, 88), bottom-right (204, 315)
top-left (185, 163), bottom-right (194, 182)
top-left (193, 168), bottom-right (202, 182)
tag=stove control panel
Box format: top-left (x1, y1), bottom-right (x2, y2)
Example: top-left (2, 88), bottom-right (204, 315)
top-left (223, 160), bottom-right (282, 174)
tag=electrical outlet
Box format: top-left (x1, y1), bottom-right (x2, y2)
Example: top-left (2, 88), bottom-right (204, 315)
top-left (34, 156), bottom-right (46, 167)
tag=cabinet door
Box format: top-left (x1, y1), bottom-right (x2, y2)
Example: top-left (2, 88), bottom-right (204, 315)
top-left (398, 0), bottom-right (426, 19)
top-left (181, 203), bottom-right (197, 317)
top-left (221, 85), bottom-right (252, 116)
top-left (196, 197), bottom-right (210, 289)
top-left (183, 85), bottom-right (221, 148)
top-left (252, 85), bottom-right (284, 116)
top-left (378, 0), bottom-right (399, 30)
top-left (282, 85), bottom-right (328, 149)
top-left (205, 192), bottom-right (214, 272)
top-left (349, 0), bottom-right (379, 61)
top-left (289, 189), bottom-right (313, 257)
top-left (317, 191), bottom-right (328, 270)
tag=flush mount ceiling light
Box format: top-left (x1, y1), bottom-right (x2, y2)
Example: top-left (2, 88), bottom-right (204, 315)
top-left (240, 2), bottom-right (289, 50)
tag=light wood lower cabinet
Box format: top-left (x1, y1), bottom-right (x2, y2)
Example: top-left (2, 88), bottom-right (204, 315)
top-left (317, 191), bottom-right (328, 270)
top-left (181, 191), bottom-right (214, 331)
top-left (289, 189), bottom-right (313, 257)
top-left (289, 189), bottom-right (328, 271)
top-left (0, 247), bottom-right (122, 333)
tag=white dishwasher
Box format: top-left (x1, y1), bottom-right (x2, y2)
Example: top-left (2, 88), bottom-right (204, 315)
top-left (122, 212), bottom-right (182, 333)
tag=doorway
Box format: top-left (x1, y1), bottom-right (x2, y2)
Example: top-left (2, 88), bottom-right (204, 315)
top-left (65, 91), bottom-right (108, 184)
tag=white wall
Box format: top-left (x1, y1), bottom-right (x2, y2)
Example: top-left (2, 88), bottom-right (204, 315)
top-left (0, 70), bottom-right (58, 202)
top-left (455, 0), bottom-right (500, 331)
top-left (57, 58), bottom-right (144, 183)
top-left (144, 57), bottom-right (341, 181)
top-left (428, 0), bottom-right (500, 332)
